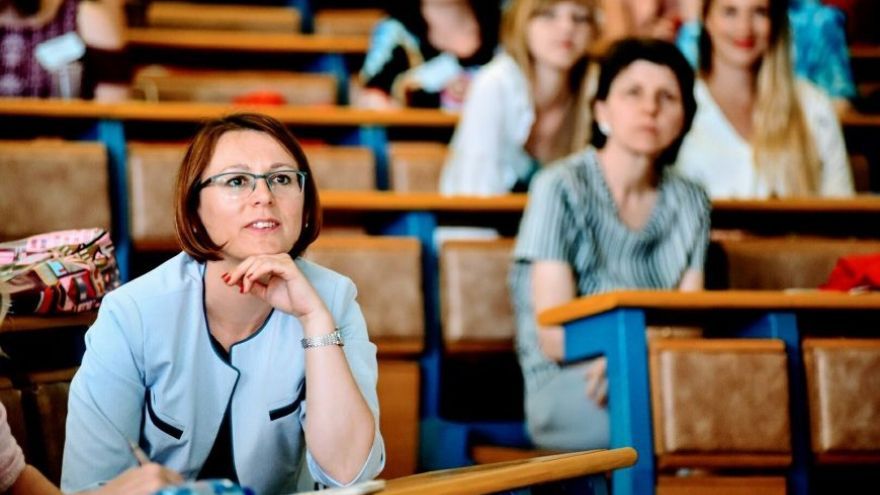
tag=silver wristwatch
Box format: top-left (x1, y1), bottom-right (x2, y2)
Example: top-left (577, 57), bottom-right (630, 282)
top-left (301, 329), bottom-right (344, 349)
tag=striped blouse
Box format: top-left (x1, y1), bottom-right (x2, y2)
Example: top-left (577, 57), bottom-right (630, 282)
top-left (509, 147), bottom-right (711, 393)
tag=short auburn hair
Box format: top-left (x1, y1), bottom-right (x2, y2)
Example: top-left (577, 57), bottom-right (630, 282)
top-left (174, 113), bottom-right (322, 262)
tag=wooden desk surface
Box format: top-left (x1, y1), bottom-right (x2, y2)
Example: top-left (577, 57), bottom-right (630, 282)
top-left (0, 311), bottom-right (97, 333)
top-left (712, 196), bottom-right (880, 213)
top-left (321, 191), bottom-right (528, 212)
top-left (839, 110), bottom-right (880, 128)
top-left (127, 28), bottom-right (369, 54)
top-left (850, 44), bottom-right (880, 60)
top-left (0, 98), bottom-right (458, 127)
top-left (538, 290), bottom-right (880, 326)
top-left (1, 97), bottom-right (876, 130)
top-left (380, 447), bottom-right (637, 495)
top-left (321, 194), bottom-right (880, 215)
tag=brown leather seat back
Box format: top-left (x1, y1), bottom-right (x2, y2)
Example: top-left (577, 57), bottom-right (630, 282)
top-left (803, 339), bottom-right (880, 457)
top-left (0, 140), bottom-right (110, 241)
top-left (127, 143), bottom-right (182, 249)
top-left (147, 2), bottom-right (301, 31)
top-left (314, 9), bottom-right (384, 36)
top-left (713, 237), bottom-right (880, 289)
top-left (440, 239), bottom-right (516, 350)
top-left (649, 340), bottom-right (791, 461)
top-left (388, 142), bottom-right (447, 193)
top-left (304, 236), bottom-right (424, 343)
top-left (850, 154), bottom-right (871, 193)
top-left (134, 68), bottom-right (336, 105)
top-left (303, 145), bottom-right (376, 191)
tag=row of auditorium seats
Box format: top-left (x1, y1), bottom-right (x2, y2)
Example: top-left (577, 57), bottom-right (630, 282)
top-left (2, 138), bottom-right (880, 488)
top-left (0, 139), bottom-right (443, 242)
top-left (6, 138), bottom-right (876, 248)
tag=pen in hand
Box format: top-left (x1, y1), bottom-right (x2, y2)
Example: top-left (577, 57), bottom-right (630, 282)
top-left (128, 438), bottom-right (151, 466)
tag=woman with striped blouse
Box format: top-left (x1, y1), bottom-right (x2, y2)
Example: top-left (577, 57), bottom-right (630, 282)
top-left (510, 38), bottom-right (711, 450)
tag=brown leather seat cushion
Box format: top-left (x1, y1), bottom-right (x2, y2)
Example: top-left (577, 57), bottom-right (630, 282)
top-left (0, 140), bottom-right (110, 240)
top-left (650, 340), bottom-right (790, 455)
top-left (304, 236), bottom-right (423, 341)
top-left (126, 142), bottom-right (376, 248)
top-left (714, 237), bottom-right (880, 289)
top-left (314, 9), bottom-right (384, 36)
top-left (305, 145), bottom-right (375, 191)
top-left (440, 239), bottom-right (516, 347)
top-left (133, 67), bottom-right (336, 105)
top-left (147, 2), bottom-right (301, 32)
top-left (804, 339), bottom-right (880, 454)
top-left (388, 142), bottom-right (447, 193)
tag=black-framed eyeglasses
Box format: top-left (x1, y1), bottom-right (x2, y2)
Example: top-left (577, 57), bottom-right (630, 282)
top-left (198, 170), bottom-right (307, 199)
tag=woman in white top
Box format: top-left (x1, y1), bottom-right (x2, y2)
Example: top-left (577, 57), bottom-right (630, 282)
top-left (440, 0), bottom-right (599, 196)
top-left (674, 0), bottom-right (853, 198)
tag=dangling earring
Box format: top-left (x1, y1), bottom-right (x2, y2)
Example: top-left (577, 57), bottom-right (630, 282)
top-left (598, 122), bottom-right (612, 136)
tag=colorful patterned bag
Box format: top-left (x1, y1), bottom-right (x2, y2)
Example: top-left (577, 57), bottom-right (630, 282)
top-left (0, 228), bottom-right (120, 315)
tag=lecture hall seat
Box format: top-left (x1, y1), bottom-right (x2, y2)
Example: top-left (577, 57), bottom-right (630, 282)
top-left (133, 67), bottom-right (338, 106)
top-left (0, 140), bottom-right (111, 241)
top-left (304, 235), bottom-right (424, 478)
top-left (146, 2), bottom-right (301, 32)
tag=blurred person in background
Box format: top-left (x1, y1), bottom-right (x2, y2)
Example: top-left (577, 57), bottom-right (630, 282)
top-left (510, 38), bottom-right (709, 451)
top-left (440, 0), bottom-right (599, 196)
top-left (357, 0), bottom-right (500, 110)
top-left (0, 0), bottom-right (130, 100)
top-left (674, 0), bottom-right (854, 198)
top-left (676, 0), bottom-right (856, 115)
top-left (601, 0), bottom-right (683, 43)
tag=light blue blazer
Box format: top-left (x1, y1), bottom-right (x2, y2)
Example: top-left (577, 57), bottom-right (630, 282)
top-left (61, 252), bottom-right (385, 494)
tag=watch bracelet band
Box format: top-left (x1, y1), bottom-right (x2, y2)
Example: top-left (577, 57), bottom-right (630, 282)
top-left (301, 329), bottom-right (344, 349)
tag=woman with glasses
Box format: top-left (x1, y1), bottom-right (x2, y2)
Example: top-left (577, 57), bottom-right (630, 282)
top-left (61, 113), bottom-right (385, 493)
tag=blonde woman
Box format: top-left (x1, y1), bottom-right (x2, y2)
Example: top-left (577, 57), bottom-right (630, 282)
top-left (674, 0), bottom-right (854, 198)
top-left (440, 0), bottom-right (599, 196)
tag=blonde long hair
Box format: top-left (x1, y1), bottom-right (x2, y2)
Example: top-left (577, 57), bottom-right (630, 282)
top-left (501, 0), bottom-right (600, 161)
top-left (699, 0), bottom-right (821, 196)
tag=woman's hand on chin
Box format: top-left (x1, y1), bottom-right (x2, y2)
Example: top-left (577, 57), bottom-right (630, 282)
top-left (222, 254), bottom-right (330, 321)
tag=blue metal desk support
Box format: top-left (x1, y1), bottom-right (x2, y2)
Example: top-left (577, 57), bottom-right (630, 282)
top-left (306, 53), bottom-right (350, 105)
top-left (286, 0), bottom-right (313, 33)
top-left (378, 211), bottom-right (531, 470)
top-left (82, 119), bottom-right (131, 282)
top-left (562, 307), bottom-right (810, 495)
top-left (563, 309), bottom-right (654, 495)
top-left (342, 126), bottom-right (389, 190)
top-left (737, 312), bottom-right (809, 495)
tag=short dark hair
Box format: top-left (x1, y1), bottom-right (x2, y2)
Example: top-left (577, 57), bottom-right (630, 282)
top-left (174, 113), bottom-right (322, 262)
top-left (590, 38), bottom-right (697, 168)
